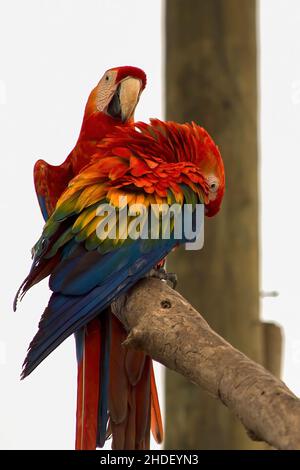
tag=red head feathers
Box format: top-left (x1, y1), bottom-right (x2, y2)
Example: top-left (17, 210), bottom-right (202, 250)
top-left (95, 118), bottom-right (225, 217)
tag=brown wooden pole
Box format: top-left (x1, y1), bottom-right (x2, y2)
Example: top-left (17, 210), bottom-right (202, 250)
top-left (165, 0), bottom-right (265, 449)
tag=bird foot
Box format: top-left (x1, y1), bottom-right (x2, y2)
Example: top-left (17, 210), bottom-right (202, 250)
top-left (148, 267), bottom-right (178, 289)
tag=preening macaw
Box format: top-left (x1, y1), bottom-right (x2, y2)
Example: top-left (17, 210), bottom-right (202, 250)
top-left (29, 65), bottom-right (147, 449)
top-left (14, 71), bottom-right (225, 450)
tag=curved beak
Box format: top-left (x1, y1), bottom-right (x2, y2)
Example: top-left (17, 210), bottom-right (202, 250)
top-left (106, 77), bottom-right (142, 122)
top-left (118, 77), bottom-right (142, 122)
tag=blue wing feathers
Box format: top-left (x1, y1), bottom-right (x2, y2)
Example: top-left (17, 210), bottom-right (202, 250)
top-left (21, 238), bottom-right (177, 378)
top-left (37, 194), bottom-right (49, 222)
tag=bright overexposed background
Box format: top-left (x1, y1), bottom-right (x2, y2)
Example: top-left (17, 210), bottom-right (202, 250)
top-left (259, 0), bottom-right (300, 396)
top-left (0, 0), bottom-right (299, 449)
top-left (0, 0), bottom-right (164, 449)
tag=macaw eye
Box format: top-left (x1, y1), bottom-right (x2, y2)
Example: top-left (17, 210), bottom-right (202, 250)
top-left (105, 75), bottom-right (109, 81)
top-left (207, 176), bottom-right (219, 193)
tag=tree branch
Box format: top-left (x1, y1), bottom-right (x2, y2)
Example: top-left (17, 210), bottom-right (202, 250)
top-left (112, 278), bottom-right (300, 450)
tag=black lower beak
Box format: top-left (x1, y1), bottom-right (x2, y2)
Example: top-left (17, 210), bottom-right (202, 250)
top-left (107, 85), bottom-right (122, 120)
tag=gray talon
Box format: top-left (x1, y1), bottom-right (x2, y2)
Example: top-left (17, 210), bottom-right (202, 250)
top-left (148, 267), bottom-right (178, 289)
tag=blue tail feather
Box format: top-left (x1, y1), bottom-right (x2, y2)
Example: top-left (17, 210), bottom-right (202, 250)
top-left (97, 312), bottom-right (111, 447)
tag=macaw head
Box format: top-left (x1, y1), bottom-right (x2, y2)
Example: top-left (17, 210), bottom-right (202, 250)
top-left (84, 66), bottom-right (146, 124)
top-left (98, 118), bottom-right (225, 218)
top-left (194, 129), bottom-right (225, 217)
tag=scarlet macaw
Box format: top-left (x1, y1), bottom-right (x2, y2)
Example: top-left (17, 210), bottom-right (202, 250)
top-left (30, 66), bottom-right (148, 449)
top-left (15, 79), bottom-right (225, 450)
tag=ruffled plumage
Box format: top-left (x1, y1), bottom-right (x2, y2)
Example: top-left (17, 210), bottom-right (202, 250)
top-left (15, 117), bottom-right (224, 450)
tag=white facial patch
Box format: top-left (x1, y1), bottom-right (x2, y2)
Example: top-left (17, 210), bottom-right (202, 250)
top-left (206, 174), bottom-right (219, 201)
top-left (96, 69), bottom-right (118, 112)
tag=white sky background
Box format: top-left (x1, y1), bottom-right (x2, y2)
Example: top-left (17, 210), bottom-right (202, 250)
top-left (259, 0), bottom-right (300, 396)
top-left (0, 0), bottom-right (164, 450)
top-left (0, 0), bottom-right (299, 450)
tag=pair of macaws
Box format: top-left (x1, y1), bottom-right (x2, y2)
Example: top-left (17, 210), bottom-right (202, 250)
top-left (14, 66), bottom-right (225, 450)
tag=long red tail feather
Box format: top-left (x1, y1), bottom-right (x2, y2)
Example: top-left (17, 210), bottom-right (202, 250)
top-left (75, 319), bottom-right (101, 450)
top-left (75, 314), bottom-right (163, 450)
